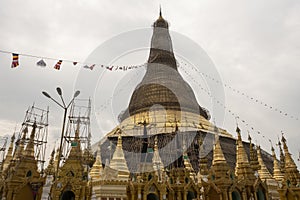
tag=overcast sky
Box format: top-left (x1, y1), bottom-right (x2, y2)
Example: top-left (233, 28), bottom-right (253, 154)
top-left (0, 0), bottom-right (299, 166)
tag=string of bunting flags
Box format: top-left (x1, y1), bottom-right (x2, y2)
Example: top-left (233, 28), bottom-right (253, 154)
top-left (178, 60), bottom-right (299, 122)
top-left (179, 63), bottom-right (276, 145)
top-left (0, 50), bottom-right (146, 71)
top-left (1, 49), bottom-right (298, 127)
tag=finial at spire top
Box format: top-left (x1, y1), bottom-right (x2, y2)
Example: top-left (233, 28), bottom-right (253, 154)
top-left (271, 145), bottom-right (275, 152)
top-left (248, 131), bottom-right (252, 142)
top-left (159, 5), bottom-right (162, 17)
top-left (11, 132), bottom-right (15, 141)
top-left (236, 126), bottom-right (241, 134)
top-left (117, 129), bottom-right (122, 148)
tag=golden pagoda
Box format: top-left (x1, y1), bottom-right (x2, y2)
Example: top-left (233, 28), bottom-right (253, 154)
top-left (87, 10), bottom-right (297, 200)
top-left (1, 9), bottom-right (298, 200)
top-left (0, 9), bottom-right (292, 200)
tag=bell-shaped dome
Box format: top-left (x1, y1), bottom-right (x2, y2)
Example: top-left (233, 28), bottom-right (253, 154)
top-left (119, 12), bottom-right (209, 122)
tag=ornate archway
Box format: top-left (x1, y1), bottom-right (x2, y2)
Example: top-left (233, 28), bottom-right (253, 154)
top-left (147, 193), bottom-right (159, 200)
top-left (231, 191), bottom-right (241, 200)
top-left (60, 190), bottom-right (75, 200)
top-left (256, 188), bottom-right (266, 200)
top-left (187, 191), bottom-right (196, 200)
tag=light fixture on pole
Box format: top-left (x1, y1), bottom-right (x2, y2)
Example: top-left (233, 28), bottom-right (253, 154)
top-left (42, 87), bottom-right (80, 179)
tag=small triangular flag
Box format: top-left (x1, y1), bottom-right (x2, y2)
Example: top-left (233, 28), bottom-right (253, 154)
top-left (83, 65), bottom-right (90, 69)
top-left (37, 59), bottom-right (46, 67)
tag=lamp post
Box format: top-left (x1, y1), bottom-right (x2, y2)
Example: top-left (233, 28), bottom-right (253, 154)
top-left (42, 87), bottom-right (80, 179)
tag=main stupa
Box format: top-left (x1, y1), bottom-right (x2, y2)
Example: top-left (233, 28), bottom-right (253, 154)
top-left (89, 11), bottom-right (300, 200)
top-left (119, 10), bottom-right (209, 122)
top-left (100, 10), bottom-right (270, 172)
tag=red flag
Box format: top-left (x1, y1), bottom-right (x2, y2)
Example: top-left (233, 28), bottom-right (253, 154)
top-left (11, 53), bottom-right (19, 68)
top-left (107, 66), bottom-right (113, 71)
top-left (54, 60), bottom-right (62, 70)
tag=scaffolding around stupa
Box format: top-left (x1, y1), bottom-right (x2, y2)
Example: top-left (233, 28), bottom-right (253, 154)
top-left (17, 104), bottom-right (49, 173)
top-left (60, 98), bottom-right (93, 167)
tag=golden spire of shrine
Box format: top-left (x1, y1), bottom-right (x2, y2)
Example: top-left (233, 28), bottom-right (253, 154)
top-left (152, 136), bottom-right (164, 182)
top-left (271, 146), bottom-right (284, 182)
top-left (182, 137), bottom-right (192, 169)
top-left (90, 142), bottom-right (103, 180)
top-left (235, 127), bottom-right (256, 181)
top-left (24, 122), bottom-right (37, 158)
top-left (236, 127), bottom-right (250, 165)
top-left (152, 136), bottom-right (164, 172)
top-left (281, 135), bottom-right (300, 186)
top-left (278, 140), bottom-right (285, 172)
top-left (45, 148), bottom-right (56, 176)
top-left (212, 130), bottom-right (226, 165)
top-left (2, 133), bottom-right (16, 172)
top-left (211, 127), bottom-right (230, 181)
top-left (182, 137), bottom-right (196, 179)
top-left (257, 146), bottom-right (272, 180)
top-left (13, 126), bottom-right (28, 160)
top-left (108, 129), bottom-right (129, 180)
top-left (248, 134), bottom-right (260, 172)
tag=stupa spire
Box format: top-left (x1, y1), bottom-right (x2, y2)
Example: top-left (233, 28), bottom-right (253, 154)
top-left (119, 9), bottom-right (210, 121)
top-left (13, 126), bottom-right (28, 160)
top-left (2, 133), bottom-right (16, 172)
top-left (235, 127), bottom-right (256, 182)
top-left (152, 136), bottom-right (164, 181)
top-left (183, 155), bottom-right (196, 181)
top-left (152, 136), bottom-right (164, 172)
top-left (271, 146), bottom-right (284, 182)
top-left (182, 138), bottom-right (195, 179)
top-left (281, 135), bottom-right (300, 186)
top-left (90, 142), bottom-right (103, 180)
top-left (212, 129), bottom-right (226, 165)
top-left (248, 134), bottom-right (260, 172)
top-left (108, 129), bottom-right (129, 180)
top-left (278, 139), bottom-right (285, 172)
top-left (24, 122), bottom-right (37, 158)
top-left (257, 146), bottom-right (272, 180)
top-left (159, 5), bottom-right (162, 17)
top-left (45, 148), bottom-right (56, 176)
top-left (210, 127), bottom-right (230, 181)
